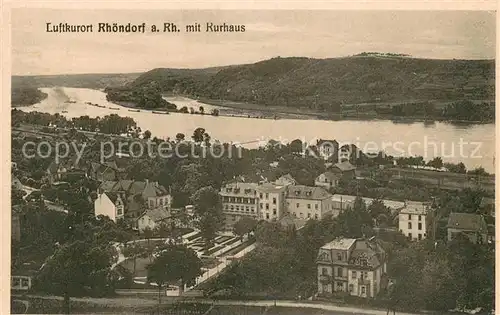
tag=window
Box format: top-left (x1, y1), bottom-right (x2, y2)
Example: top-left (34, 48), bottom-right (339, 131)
top-left (408, 232), bottom-right (412, 239)
top-left (259, 193), bottom-right (263, 198)
top-left (315, 214), bottom-right (318, 219)
top-left (266, 204), bottom-right (269, 210)
top-left (251, 207), bottom-right (255, 212)
top-left (159, 198), bottom-right (163, 205)
top-left (337, 253), bottom-right (342, 261)
top-left (352, 271), bottom-right (357, 279)
top-left (236, 206), bottom-right (240, 211)
top-left (418, 223), bottom-right (422, 230)
top-left (315, 204), bottom-right (319, 210)
top-left (296, 203), bottom-right (299, 208)
top-left (266, 213), bottom-right (269, 219)
top-left (266, 193), bottom-right (269, 199)
top-left (361, 286), bottom-right (366, 294)
top-left (117, 207), bottom-right (123, 215)
top-left (418, 233), bottom-right (422, 240)
top-left (230, 205), bottom-right (234, 210)
top-left (349, 284), bottom-right (354, 292)
top-left (273, 209), bottom-right (277, 215)
top-left (307, 204), bottom-right (311, 209)
top-left (260, 203), bottom-right (263, 209)
top-left (408, 214), bottom-right (412, 220)
top-left (246, 206), bottom-right (250, 212)
top-left (224, 205), bottom-right (228, 210)
top-left (360, 271), bottom-right (367, 280)
top-left (418, 215), bottom-right (422, 221)
top-left (149, 200), bottom-right (154, 207)
top-left (307, 213), bottom-right (311, 218)
top-left (273, 197), bottom-right (276, 204)
top-left (408, 222), bottom-right (412, 229)
top-left (337, 267), bottom-right (343, 277)
top-left (322, 267), bottom-right (328, 275)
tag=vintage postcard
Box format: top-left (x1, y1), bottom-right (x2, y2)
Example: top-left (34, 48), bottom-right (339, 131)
top-left (4, 2), bottom-right (497, 315)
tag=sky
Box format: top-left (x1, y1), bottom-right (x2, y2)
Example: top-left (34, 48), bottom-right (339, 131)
top-left (11, 9), bottom-right (496, 75)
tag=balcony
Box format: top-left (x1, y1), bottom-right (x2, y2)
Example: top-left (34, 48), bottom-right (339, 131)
top-left (319, 275), bottom-right (332, 283)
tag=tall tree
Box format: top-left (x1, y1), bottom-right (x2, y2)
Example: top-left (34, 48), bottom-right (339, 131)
top-left (147, 244), bottom-right (202, 307)
top-left (34, 240), bottom-right (117, 314)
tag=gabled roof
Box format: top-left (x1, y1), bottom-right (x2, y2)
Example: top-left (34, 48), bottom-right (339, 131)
top-left (316, 171), bottom-right (342, 181)
top-left (332, 161), bottom-right (356, 172)
top-left (447, 212), bottom-right (488, 232)
top-left (99, 180), bottom-right (118, 192)
top-left (104, 191), bottom-right (120, 203)
top-left (139, 207), bottom-right (170, 222)
top-left (287, 185), bottom-right (331, 200)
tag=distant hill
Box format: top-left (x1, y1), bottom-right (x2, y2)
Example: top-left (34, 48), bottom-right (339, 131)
top-left (121, 56), bottom-right (495, 111)
top-left (12, 73), bottom-right (141, 89)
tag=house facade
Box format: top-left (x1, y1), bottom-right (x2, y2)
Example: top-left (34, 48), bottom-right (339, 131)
top-left (317, 238), bottom-right (387, 298)
top-left (316, 139), bottom-right (339, 162)
top-left (398, 201), bottom-right (432, 241)
top-left (315, 171), bottom-right (341, 190)
top-left (94, 192), bottom-right (125, 222)
top-left (256, 183), bottom-right (287, 221)
top-left (329, 161), bottom-right (356, 180)
top-left (220, 182), bottom-right (260, 228)
top-left (447, 212), bottom-right (488, 244)
top-left (137, 207), bottom-right (171, 232)
top-left (286, 185), bottom-right (334, 220)
top-left (95, 179), bottom-right (171, 222)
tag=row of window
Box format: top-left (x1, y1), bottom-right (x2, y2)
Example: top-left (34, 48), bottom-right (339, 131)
top-left (407, 214), bottom-right (423, 220)
top-left (291, 212), bottom-right (318, 220)
top-left (321, 267), bottom-right (369, 280)
top-left (222, 196), bottom-right (257, 204)
top-left (407, 222), bottom-right (423, 230)
top-left (408, 232), bottom-right (426, 240)
top-left (224, 204), bottom-right (256, 212)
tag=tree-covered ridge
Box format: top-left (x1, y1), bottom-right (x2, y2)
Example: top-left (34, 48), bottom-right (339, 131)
top-left (11, 87), bottom-right (48, 106)
top-left (105, 56), bottom-right (494, 121)
top-left (105, 81), bottom-right (177, 110)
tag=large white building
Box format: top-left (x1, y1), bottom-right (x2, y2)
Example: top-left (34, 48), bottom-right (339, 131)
top-left (286, 185), bottom-right (334, 220)
top-left (256, 183), bottom-right (287, 221)
top-left (220, 182), bottom-right (260, 227)
top-left (398, 201), bottom-right (432, 241)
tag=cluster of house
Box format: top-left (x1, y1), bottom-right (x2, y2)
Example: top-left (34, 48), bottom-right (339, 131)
top-left (219, 162), bottom-right (356, 229)
top-left (93, 179), bottom-right (173, 231)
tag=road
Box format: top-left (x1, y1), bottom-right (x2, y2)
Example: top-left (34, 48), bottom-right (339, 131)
top-left (13, 294), bottom-right (421, 315)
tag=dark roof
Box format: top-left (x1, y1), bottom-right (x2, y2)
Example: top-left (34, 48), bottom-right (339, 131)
top-left (316, 171), bottom-right (342, 181)
top-left (287, 185), bottom-right (331, 200)
top-left (447, 213), bottom-right (488, 232)
top-left (348, 239), bottom-right (386, 269)
top-left (139, 207), bottom-right (170, 222)
top-left (104, 192), bottom-right (120, 203)
top-left (333, 161), bottom-right (356, 172)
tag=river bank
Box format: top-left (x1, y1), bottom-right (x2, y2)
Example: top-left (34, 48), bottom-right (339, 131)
top-left (171, 95), bottom-right (495, 124)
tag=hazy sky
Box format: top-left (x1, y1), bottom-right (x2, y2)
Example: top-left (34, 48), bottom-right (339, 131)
top-left (12, 9), bottom-right (496, 75)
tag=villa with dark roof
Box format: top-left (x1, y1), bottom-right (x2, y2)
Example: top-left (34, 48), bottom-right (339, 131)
top-left (447, 212), bottom-right (488, 244)
top-left (316, 237), bottom-right (388, 298)
top-left (94, 179), bottom-right (171, 222)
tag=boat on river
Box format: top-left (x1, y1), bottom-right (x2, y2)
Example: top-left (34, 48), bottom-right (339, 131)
top-left (152, 111), bottom-right (169, 115)
top-left (128, 109), bottom-right (141, 112)
top-left (108, 107), bottom-right (120, 110)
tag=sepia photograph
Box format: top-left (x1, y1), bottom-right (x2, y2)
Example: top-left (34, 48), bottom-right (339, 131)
top-left (7, 6), bottom-right (496, 315)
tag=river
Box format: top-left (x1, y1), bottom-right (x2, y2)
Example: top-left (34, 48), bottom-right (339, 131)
top-left (21, 87), bottom-right (495, 173)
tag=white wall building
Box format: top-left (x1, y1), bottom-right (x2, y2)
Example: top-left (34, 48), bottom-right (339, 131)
top-left (94, 192), bottom-right (125, 222)
top-left (398, 201), bottom-right (431, 241)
